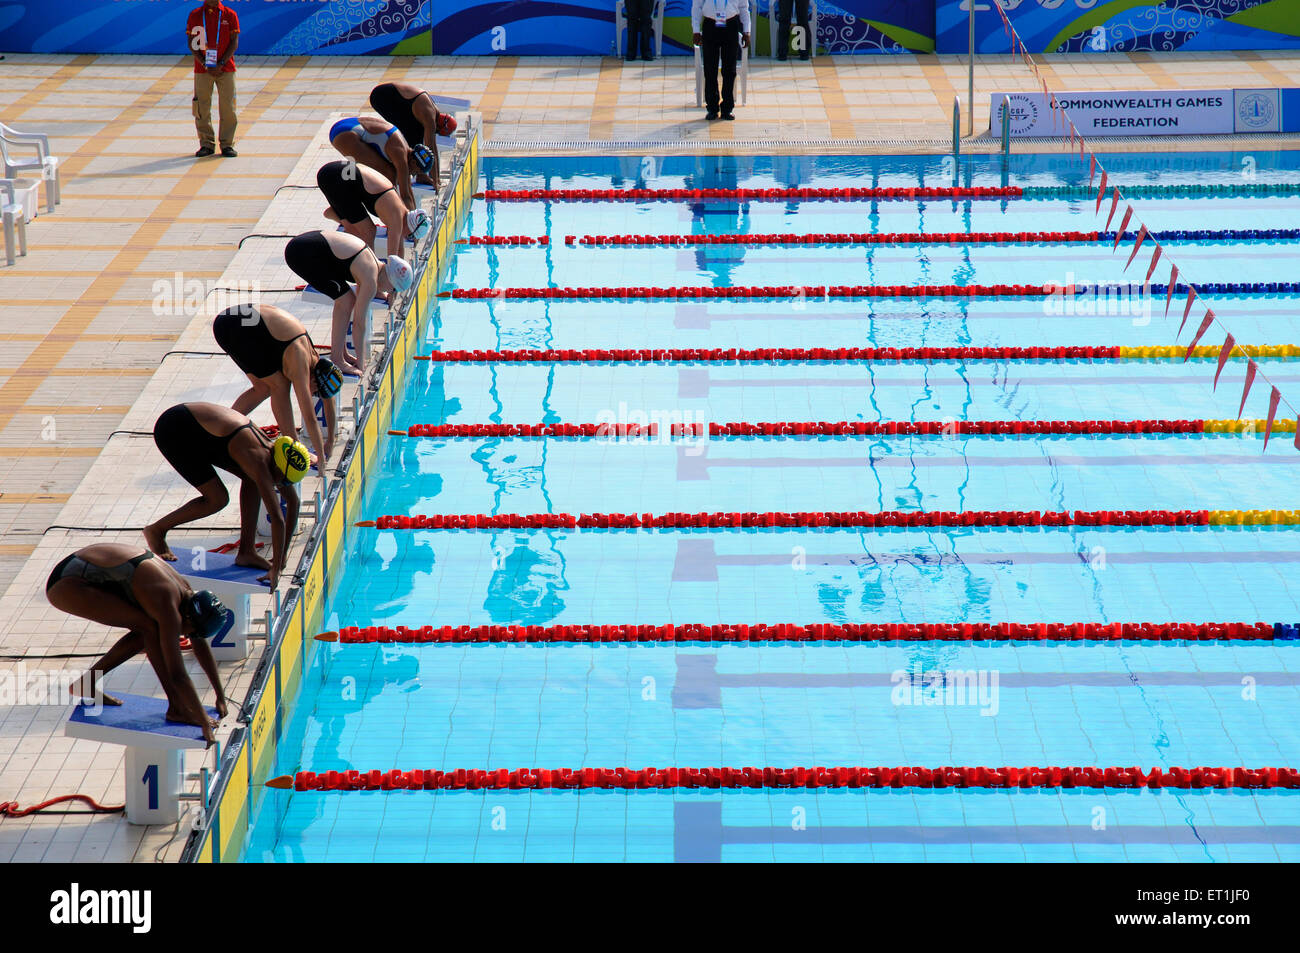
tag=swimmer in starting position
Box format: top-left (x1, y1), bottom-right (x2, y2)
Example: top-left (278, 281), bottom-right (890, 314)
top-left (327, 115), bottom-right (422, 210)
top-left (46, 542), bottom-right (230, 742)
top-left (368, 82), bottom-right (456, 192)
top-left (316, 159), bottom-right (429, 260)
top-left (283, 229), bottom-right (412, 376)
top-left (144, 402), bottom-right (307, 589)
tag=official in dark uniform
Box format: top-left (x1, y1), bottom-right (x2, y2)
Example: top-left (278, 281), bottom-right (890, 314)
top-left (692, 0), bottom-right (751, 121)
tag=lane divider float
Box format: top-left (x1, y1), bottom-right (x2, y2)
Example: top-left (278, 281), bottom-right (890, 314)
top-left (316, 621), bottom-right (1294, 644)
top-left (477, 186), bottom-right (1021, 202)
top-left (444, 281), bottom-right (1300, 300)
top-left (269, 765), bottom-right (1300, 792)
top-left (560, 228), bottom-right (1300, 248)
top-left (355, 509), bottom-right (1300, 530)
top-left (390, 419), bottom-right (1295, 439)
top-left (414, 345), bottom-right (1299, 363)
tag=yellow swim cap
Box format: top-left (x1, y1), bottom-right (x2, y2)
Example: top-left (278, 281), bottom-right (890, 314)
top-left (272, 435), bottom-right (311, 483)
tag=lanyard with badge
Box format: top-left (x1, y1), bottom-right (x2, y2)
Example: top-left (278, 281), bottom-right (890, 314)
top-left (204, 7), bottom-right (221, 69)
top-left (713, 0), bottom-right (726, 28)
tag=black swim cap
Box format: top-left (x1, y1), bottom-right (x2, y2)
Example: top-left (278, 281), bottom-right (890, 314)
top-left (185, 590), bottom-right (231, 641)
top-left (311, 357), bottom-right (343, 398)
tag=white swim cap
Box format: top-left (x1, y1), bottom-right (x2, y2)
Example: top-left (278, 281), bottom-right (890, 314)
top-left (385, 255), bottom-right (413, 292)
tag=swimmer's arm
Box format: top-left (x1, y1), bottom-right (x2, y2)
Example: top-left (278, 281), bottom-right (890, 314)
top-left (351, 268), bottom-right (378, 367)
top-left (283, 484), bottom-right (300, 549)
top-left (138, 586), bottom-right (214, 743)
top-left (415, 93), bottom-right (441, 187)
top-left (281, 376), bottom-right (326, 465)
top-left (187, 633), bottom-right (226, 719)
top-left (249, 469), bottom-right (287, 589)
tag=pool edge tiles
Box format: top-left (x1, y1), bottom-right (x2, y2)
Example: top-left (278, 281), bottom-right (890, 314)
top-left (182, 127), bottom-right (483, 864)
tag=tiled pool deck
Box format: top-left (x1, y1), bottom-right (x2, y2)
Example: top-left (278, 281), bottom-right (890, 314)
top-left (0, 50), bottom-right (1297, 862)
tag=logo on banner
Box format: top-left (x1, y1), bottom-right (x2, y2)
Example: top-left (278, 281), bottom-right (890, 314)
top-left (1236, 92), bottom-right (1275, 129)
top-left (1002, 94), bottom-right (1039, 135)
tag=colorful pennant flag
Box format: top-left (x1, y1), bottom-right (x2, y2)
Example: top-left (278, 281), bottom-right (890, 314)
top-left (1105, 187), bottom-right (1122, 229)
top-left (1124, 223), bottom-right (1148, 265)
top-left (1178, 287), bottom-right (1198, 336)
top-left (1112, 206), bottom-right (1132, 246)
top-left (1184, 311), bottom-right (1215, 360)
top-left (1145, 243), bottom-right (1163, 283)
top-left (1164, 264), bottom-right (1179, 315)
top-left (1239, 360), bottom-right (1257, 418)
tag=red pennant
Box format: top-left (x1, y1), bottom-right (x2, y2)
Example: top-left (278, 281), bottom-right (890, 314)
top-left (1164, 264), bottom-right (1179, 315)
top-left (1263, 388), bottom-right (1282, 450)
top-left (1112, 207), bottom-right (1133, 248)
top-left (1178, 287), bottom-right (1198, 336)
top-left (1144, 243), bottom-right (1163, 283)
top-left (1213, 330), bottom-right (1234, 389)
top-left (1089, 153), bottom-right (1096, 186)
top-left (1293, 417), bottom-right (1300, 452)
top-left (1105, 187), bottom-right (1121, 229)
top-left (1183, 311), bottom-right (1214, 360)
top-left (1124, 224), bottom-right (1149, 269)
top-left (1238, 360), bottom-right (1257, 418)
top-left (1095, 170), bottom-right (1108, 212)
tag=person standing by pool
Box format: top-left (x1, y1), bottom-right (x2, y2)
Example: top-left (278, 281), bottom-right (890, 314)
top-left (186, 0), bottom-right (240, 158)
top-left (145, 402), bottom-right (307, 590)
top-left (624, 0), bottom-right (656, 62)
top-left (211, 302), bottom-right (341, 467)
top-left (368, 82), bottom-right (456, 192)
top-left (282, 229), bottom-right (412, 377)
top-left (775, 0), bottom-right (813, 60)
top-left (46, 542), bottom-right (231, 743)
top-left (692, 0), bottom-right (750, 122)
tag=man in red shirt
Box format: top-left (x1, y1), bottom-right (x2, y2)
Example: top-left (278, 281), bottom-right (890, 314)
top-left (186, 0), bottom-right (240, 158)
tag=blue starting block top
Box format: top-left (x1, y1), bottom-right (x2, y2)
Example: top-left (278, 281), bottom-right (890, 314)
top-left (65, 692), bottom-right (217, 750)
top-left (176, 548), bottom-right (269, 595)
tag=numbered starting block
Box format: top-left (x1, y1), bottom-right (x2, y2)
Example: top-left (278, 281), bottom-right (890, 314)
top-left (65, 692), bottom-right (217, 825)
top-left (177, 548), bottom-right (270, 661)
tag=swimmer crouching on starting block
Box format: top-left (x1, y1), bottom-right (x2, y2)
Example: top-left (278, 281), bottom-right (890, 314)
top-left (328, 115), bottom-right (424, 210)
top-left (46, 542), bottom-right (231, 742)
top-left (144, 402), bottom-right (309, 589)
top-left (283, 229), bottom-right (412, 377)
top-left (212, 302), bottom-right (341, 467)
top-left (317, 159), bottom-right (429, 260)
top-left (368, 82), bottom-right (456, 192)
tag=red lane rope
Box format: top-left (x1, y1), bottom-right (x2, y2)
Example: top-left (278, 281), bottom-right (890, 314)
top-left (415, 346), bottom-right (1121, 363)
top-left (566, 230), bottom-right (1099, 247)
top-left (459, 236), bottom-right (549, 245)
top-left (319, 621), bottom-right (1284, 644)
top-left (447, 283), bottom-right (1056, 300)
top-left (1, 794), bottom-right (124, 817)
top-left (359, 509), bottom-right (1211, 530)
top-left (273, 765), bottom-right (1300, 792)
top-left (478, 187), bottom-right (1021, 202)
top-left (394, 419), bottom-right (1207, 438)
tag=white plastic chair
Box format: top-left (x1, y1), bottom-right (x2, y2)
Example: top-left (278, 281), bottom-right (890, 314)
top-left (769, 0), bottom-right (818, 58)
top-left (0, 180), bottom-right (30, 266)
top-left (614, 0), bottom-right (664, 58)
top-left (0, 122), bottom-right (60, 213)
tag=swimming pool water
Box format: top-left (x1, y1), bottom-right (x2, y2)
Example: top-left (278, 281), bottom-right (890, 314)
top-left (245, 151), bottom-right (1300, 862)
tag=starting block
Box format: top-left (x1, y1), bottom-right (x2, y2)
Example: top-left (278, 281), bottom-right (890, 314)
top-left (65, 692), bottom-right (217, 825)
top-left (176, 548), bottom-right (269, 661)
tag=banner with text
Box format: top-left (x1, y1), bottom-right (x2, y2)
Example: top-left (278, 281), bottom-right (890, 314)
top-left (992, 88), bottom-right (1298, 137)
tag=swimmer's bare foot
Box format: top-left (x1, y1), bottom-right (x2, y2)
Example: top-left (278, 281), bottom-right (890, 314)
top-left (143, 523), bottom-right (176, 561)
top-left (234, 551), bottom-right (272, 572)
top-left (165, 705), bottom-right (217, 743)
top-left (70, 672), bottom-right (122, 707)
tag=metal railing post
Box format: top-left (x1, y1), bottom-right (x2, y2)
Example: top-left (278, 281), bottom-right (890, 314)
top-left (968, 1), bottom-right (976, 136)
top-left (952, 97), bottom-right (961, 167)
top-left (1000, 95), bottom-right (1011, 188)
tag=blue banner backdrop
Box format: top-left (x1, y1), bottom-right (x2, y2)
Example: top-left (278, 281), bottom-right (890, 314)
top-left (1, 0), bottom-right (1297, 55)
top-left (935, 1), bottom-right (1300, 55)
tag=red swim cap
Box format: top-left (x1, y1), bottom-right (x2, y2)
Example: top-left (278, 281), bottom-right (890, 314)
top-left (436, 111), bottom-right (457, 136)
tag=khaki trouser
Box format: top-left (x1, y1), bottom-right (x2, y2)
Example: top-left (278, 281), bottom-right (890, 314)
top-left (193, 71), bottom-right (237, 149)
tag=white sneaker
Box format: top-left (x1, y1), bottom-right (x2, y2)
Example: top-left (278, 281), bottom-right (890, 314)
top-left (407, 208), bottom-right (430, 242)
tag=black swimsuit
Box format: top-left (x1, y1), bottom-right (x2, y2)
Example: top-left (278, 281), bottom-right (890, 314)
top-left (212, 306), bottom-right (312, 379)
top-left (369, 83), bottom-right (428, 149)
top-left (46, 552), bottom-right (153, 608)
top-left (316, 160), bottom-right (396, 226)
top-left (154, 404), bottom-right (264, 488)
top-left (284, 230), bottom-right (371, 301)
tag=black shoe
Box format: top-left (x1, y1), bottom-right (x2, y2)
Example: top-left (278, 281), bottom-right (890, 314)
top-left (625, 56), bottom-right (637, 62)
top-left (642, 54), bottom-right (654, 61)
top-left (721, 112), bottom-right (735, 121)
top-left (799, 51), bottom-right (811, 61)
top-left (777, 53), bottom-right (788, 61)
top-left (195, 146), bottom-right (215, 157)
top-left (706, 110), bottom-right (718, 121)
top-left (221, 146), bottom-right (238, 157)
